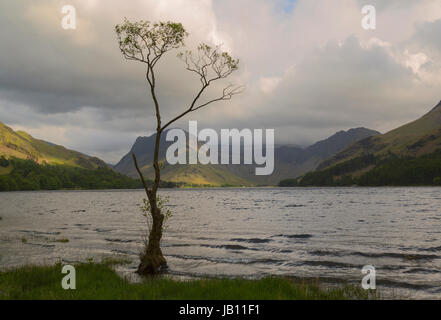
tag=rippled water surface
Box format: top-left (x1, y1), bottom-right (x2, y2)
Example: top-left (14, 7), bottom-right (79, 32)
top-left (1, 188), bottom-right (441, 299)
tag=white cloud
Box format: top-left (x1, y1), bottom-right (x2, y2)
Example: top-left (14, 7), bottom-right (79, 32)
top-left (259, 77), bottom-right (282, 95)
top-left (404, 50), bottom-right (429, 74)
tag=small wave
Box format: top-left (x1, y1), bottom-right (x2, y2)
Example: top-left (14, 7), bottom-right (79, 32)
top-left (111, 249), bottom-right (137, 255)
top-left (231, 238), bottom-right (272, 244)
top-left (275, 234), bottom-right (313, 239)
top-left (356, 251), bottom-right (438, 261)
top-left (285, 204), bottom-right (305, 208)
top-left (168, 254), bottom-right (284, 266)
top-left (420, 246), bottom-right (441, 252)
top-left (269, 248), bottom-right (293, 253)
top-left (17, 230), bottom-right (61, 236)
top-left (165, 242), bottom-right (263, 251)
top-left (222, 244), bottom-right (250, 250)
top-left (163, 243), bottom-right (193, 248)
top-left (23, 242), bottom-right (56, 249)
top-left (415, 209), bottom-right (434, 213)
top-left (16, 230), bottom-right (33, 234)
top-left (299, 260), bottom-right (361, 269)
top-left (95, 228), bottom-right (113, 233)
top-left (105, 238), bottom-right (135, 243)
top-left (403, 268), bottom-right (441, 274)
top-left (310, 250), bottom-right (439, 261)
top-left (200, 244), bottom-right (255, 251)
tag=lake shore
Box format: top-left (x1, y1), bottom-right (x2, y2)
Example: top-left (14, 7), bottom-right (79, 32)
top-left (0, 261), bottom-right (376, 300)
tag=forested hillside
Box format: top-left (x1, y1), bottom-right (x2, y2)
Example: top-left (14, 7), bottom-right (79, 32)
top-left (0, 157), bottom-right (146, 191)
top-left (280, 150), bottom-right (441, 187)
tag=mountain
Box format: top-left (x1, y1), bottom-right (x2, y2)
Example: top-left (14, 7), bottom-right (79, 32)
top-left (115, 127), bottom-right (379, 186)
top-left (284, 100), bottom-right (441, 187)
top-left (229, 127), bottom-right (380, 185)
top-left (0, 121), bottom-right (107, 170)
top-left (114, 131), bottom-right (251, 186)
top-left (318, 100), bottom-right (441, 170)
top-left (113, 133), bottom-right (170, 177)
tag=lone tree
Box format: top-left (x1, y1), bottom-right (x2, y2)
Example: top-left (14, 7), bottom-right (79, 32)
top-left (115, 19), bottom-right (243, 275)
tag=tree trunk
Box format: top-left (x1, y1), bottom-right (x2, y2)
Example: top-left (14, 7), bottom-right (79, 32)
top-left (133, 127), bottom-right (167, 275)
top-left (137, 207), bottom-right (167, 275)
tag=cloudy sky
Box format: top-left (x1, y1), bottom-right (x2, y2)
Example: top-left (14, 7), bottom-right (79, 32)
top-left (1, 0), bottom-right (441, 163)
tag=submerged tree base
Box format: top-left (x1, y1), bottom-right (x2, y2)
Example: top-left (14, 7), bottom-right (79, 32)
top-left (137, 254), bottom-right (168, 275)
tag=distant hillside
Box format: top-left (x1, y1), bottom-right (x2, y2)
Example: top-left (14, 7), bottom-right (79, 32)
top-left (0, 121), bottom-right (107, 170)
top-left (283, 149), bottom-right (441, 187)
top-left (115, 127), bottom-right (379, 186)
top-left (229, 127), bottom-right (380, 185)
top-left (282, 100), bottom-right (441, 187)
top-left (318, 100), bottom-right (441, 170)
top-left (0, 156), bottom-right (145, 191)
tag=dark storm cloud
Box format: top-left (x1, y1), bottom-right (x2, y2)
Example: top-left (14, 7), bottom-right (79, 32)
top-left (0, 0), bottom-right (204, 118)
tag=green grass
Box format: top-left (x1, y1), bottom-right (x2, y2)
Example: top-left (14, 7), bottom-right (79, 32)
top-left (0, 262), bottom-right (375, 300)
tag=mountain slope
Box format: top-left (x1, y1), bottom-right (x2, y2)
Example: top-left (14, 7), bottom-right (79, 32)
top-left (0, 121), bottom-right (107, 170)
top-left (114, 131), bottom-right (251, 186)
top-left (318, 100), bottom-right (441, 170)
top-left (115, 127), bottom-right (379, 186)
top-left (228, 127), bottom-right (380, 185)
top-left (113, 133), bottom-right (170, 178)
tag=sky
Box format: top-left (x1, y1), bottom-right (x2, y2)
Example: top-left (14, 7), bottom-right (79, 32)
top-left (0, 0), bottom-right (441, 163)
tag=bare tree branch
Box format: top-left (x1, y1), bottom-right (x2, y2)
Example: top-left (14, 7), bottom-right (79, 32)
top-left (161, 44), bottom-right (243, 132)
top-left (132, 152), bottom-right (151, 196)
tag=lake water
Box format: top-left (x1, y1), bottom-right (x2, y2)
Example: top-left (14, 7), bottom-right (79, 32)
top-left (1, 188), bottom-right (441, 299)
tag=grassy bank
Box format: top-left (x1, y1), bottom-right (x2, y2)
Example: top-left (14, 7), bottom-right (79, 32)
top-left (0, 262), bottom-right (375, 300)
